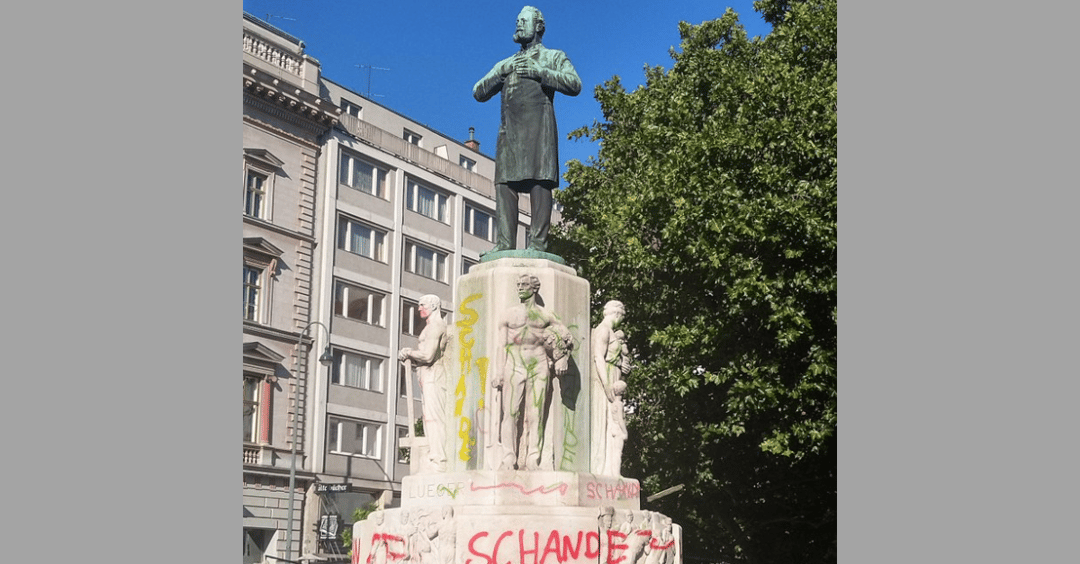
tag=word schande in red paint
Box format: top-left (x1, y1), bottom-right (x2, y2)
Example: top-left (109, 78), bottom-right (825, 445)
top-left (466, 529), bottom-right (601, 564)
top-left (584, 481), bottom-right (640, 500)
top-left (365, 533), bottom-right (406, 563)
top-left (465, 529), bottom-right (664, 564)
top-left (470, 481), bottom-right (570, 496)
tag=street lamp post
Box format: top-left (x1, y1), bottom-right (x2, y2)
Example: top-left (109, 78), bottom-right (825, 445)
top-left (286, 321), bottom-right (333, 562)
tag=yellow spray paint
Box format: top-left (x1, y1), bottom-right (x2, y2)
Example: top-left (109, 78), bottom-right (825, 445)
top-left (454, 293), bottom-right (482, 461)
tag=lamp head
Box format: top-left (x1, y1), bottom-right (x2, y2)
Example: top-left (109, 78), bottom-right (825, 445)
top-left (318, 347), bottom-right (333, 366)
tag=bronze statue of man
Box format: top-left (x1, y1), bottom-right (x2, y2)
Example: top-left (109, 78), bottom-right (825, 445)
top-left (473, 6), bottom-right (581, 252)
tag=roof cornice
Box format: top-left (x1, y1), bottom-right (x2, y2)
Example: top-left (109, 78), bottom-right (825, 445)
top-left (243, 63), bottom-right (340, 134)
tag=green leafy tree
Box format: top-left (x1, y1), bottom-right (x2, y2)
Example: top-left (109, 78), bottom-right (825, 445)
top-left (552, 1), bottom-right (835, 562)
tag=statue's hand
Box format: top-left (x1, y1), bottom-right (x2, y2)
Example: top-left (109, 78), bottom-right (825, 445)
top-left (554, 355), bottom-right (570, 377)
top-left (398, 349), bottom-right (412, 362)
top-left (514, 58), bottom-right (541, 80)
top-left (497, 59), bottom-right (515, 77)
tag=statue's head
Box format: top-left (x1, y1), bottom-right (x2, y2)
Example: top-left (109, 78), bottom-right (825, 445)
top-left (514, 6), bottom-right (545, 44)
top-left (517, 274), bottom-right (541, 299)
top-left (418, 294), bottom-right (441, 318)
top-left (599, 506), bottom-right (615, 528)
top-left (604, 300), bottom-right (625, 324)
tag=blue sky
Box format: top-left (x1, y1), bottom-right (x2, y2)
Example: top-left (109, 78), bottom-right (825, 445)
top-left (242, 0), bottom-right (772, 180)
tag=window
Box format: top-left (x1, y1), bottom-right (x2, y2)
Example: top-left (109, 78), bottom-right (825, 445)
top-left (243, 265), bottom-right (263, 322)
top-left (328, 417), bottom-right (382, 458)
top-left (243, 148), bottom-right (282, 220)
top-left (245, 170), bottom-right (268, 219)
top-left (459, 155), bottom-right (476, 172)
top-left (405, 179), bottom-right (449, 223)
top-left (334, 281), bottom-right (385, 326)
top-left (338, 217), bottom-right (386, 262)
top-left (399, 363), bottom-right (421, 400)
top-left (243, 238), bottom-right (283, 325)
top-left (341, 100), bottom-right (361, 118)
top-left (339, 152), bottom-right (388, 198)
top-left (243, 376), bottom-right (260, 443)
top-left (403, 129), bottom-right (422, 146)
top-left (397, 426), bottom-right (410, 463)
top-left (464, 204), bottom-right (495, 242)
top-left (401, 299), bottom-right (425, 336)
top-left (463, 258), bottom-right (478, 275)
top-left (404, 241), bottom-right (448, 283)
top-left (332, 350), bottom-right (384, 392)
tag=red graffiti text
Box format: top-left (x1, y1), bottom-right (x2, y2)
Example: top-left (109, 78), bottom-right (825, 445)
top-left (466, 529), bottom-right (602, 564)
top-left (585, 481), bottom-right (641, 500)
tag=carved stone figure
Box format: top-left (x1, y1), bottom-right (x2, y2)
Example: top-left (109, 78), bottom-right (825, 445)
top-left (395, 510), bottom-right (414, 563)
top-left (617, 509), bottom-right (635, 535)
top-left (492, 274), bottom-right (574, 469)
top-left (657, 517), bottom-right (675, 564)
top-left (473, 6), bottom-right (582, 252)
top-left (606, 379), bottom-right (629, 476)
top-left (599, 506), bottom-right (616, 530)
top-left (399, 295), bottom-right (450, 472)
top-left (433, 507), bottom-right (456, 564)
top-left (592, 300), bottom-right (631, 474)
top-left (628, 512), bottom-right (652, 564)
top-left (643, 514), bottom-right (674, 564)
top-left (405, 510), bottom-right (435, 564)
top-left (369, 511), bottom-right (388, 564)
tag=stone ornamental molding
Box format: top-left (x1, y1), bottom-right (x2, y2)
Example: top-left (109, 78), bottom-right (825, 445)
top-left (243, 64), bottom-right (340, 138)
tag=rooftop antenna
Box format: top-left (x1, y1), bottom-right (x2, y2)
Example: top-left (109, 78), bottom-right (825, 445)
top-left (355, 64), bottom-right (390, 99)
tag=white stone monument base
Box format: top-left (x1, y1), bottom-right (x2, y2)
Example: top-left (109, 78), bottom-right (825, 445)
top-left (400, 471), bottom-right (642, 510)
top-left (352, 502), bottom-right (681, 564)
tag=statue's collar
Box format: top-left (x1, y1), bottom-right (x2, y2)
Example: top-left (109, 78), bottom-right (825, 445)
top-left (518, 42), bottom-right (544, 55)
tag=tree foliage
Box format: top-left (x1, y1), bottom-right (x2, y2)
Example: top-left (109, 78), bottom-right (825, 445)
top-left (551, 1), bottom-right (836, 562)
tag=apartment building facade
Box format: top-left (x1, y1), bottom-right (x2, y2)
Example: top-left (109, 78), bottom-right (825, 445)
top-left (242, 12), bottom-right (340, 564)
top-left (242, 12), bottom-right (544, 564)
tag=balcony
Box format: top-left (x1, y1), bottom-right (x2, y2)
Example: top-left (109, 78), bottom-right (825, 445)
top-left (243, 444), bottom-right (306, 470)
top-left (242, 14), bottom-right (322, 96)
top-left (243, 30), bottom-right (302, 78)
top-left (338, 114), bottom-right (494, 197)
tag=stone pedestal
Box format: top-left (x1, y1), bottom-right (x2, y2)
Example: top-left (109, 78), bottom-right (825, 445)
top-left (443, 257), bottom-right (593, 474)
top-left (352, 502), bottom-right (681, 564)
top-left (400, 471), bottom-right (642, 509)
top-left (354, 257), bottom-right (682, 564)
